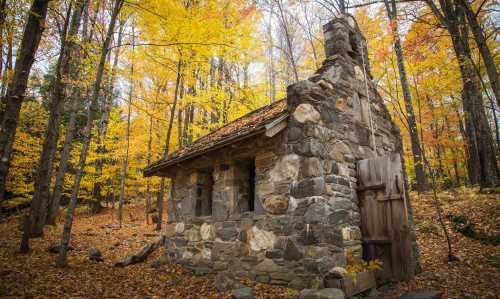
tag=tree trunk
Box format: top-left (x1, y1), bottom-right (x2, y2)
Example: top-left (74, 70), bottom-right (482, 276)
top-left (118, 22), bottom-right (135, 228)
top-left (46, 0), bottom-right (103, 225)
top-left (24, 0), bottom-right (86, 243)
top-left (275, 0), bottom-right (299, 82)
top-left (56, 0), bottom-right (124, 267)
top-left (0, 0), bottom-right (7, 96)
top-left (458, 0), bottom-right (500, 108)
top-left (0, 0), bottom-right (50, 201)
top-left (92, 19), bottom-right (124, 208)
top-left (156, 60), bottom-right (182, 231)
top-left (45, 88), bottom-right (81, 225)
top-left (385, 0), bottom-right (427, 191)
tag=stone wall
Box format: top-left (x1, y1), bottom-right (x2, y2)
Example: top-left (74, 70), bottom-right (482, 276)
top-left (160, 15), bottom-right (414, 289)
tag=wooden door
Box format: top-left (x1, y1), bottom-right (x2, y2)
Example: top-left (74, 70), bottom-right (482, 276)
top-left (357, 154), bottom-right (412, 282)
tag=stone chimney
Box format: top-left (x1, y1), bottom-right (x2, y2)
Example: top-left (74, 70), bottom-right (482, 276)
top-left (322, 15), bottom-right (372, 79)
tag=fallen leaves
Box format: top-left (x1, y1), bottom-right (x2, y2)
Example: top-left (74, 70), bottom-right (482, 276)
top-left (385, 188), bottom-right (499, 298)
top-left (0, 204), bottom-right (293, 298)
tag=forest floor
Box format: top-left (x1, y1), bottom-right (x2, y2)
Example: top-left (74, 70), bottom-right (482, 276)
top-left (0, 188), bottom-right (498, 298)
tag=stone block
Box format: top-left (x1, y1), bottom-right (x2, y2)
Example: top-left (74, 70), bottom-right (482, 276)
top-left (186, 229), bottom-right (201, 242)
top-left (327, 209), bottom-right (350, 225)
top-left (233, 287), bottom-right (254, 299)
top-left (292, 177), bottom-right (325, 198)
top-left (301, 157), bottom-right (322, 178)
top-left (304, 202), bottom-right (328, 224)
top-left (255, 258), bottom-right (286, 273)
top-left (175, 222), bottom-right (185, 234)
top-left (288, 126), bottom-right (303, 141)
top-left (294, 138), bottom-right (326, 157)
top-left (283, 239), bottom-right (303, 261)
top-left (216, 226), bottom-right (238, 241)
top-left (263, 195), bottom-right (289, 215)
top-left (248, 226), bottom-right (276, 251)
top-left (327, 141), bottom-right (352, 162)
top-left (165, 224), bottom-right (176, 238)
top-left (304, 246), bottom-right (330, 259)
top-left (200, 223), bottom-right (215, 240)
top-left (269, 154), bottom-right (300, 182)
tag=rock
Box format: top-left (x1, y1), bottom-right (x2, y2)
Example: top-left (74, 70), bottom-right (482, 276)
top-left (293, 103), bottom-right (321, 124)
top-left (165, 224), bottom-right (176, 238)
top-left (292, 177), bottom-right (325, 198)
top-left (400, 290), bottom-right (442, 299)
top-left (269, 154), bottom-right (300, 182)
top-left (216, 226), bottom-right (238, 241)
top-left (150, 260), bottom-right (162, 269)
top-left (304, 203), bottom-right (328, 224)
top-left (299, 289), bottom-right (318, 299)
top-left (328, 267), bottom-right (347, 279)
top-left (301, 157), bottom-right (322, 178)
top-left (248, 226), bottom-right (276, 251)
top-left (288, 277), bottom-right (310, 290)
top-left (88, 247), bottom-right (103, 262)
top-left (316, 288), bottom-right (345, 299)
top-left (263, 195), bottom-right (289, 215)
top-left (185, 229), bottom-right (201, 242)
top-left (299, 288), bottom-right (345, 299)
top-left (214, 272), bottom-right (243, 292)
top-left (283, 239), bottom-right (303, 261)
top-left (254, 258), bottom-right (287, 274)
top-left (175, 222), bottom-right (185, 234)
top-left (232, 287), bottom-right (254, 299)
top-left (327, 142), bottom-right (352, 162)
top-left (200, 223), bottom-right (215, 240)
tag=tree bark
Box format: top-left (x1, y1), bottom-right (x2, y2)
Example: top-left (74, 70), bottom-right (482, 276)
top-left (385, 0), bottom-right (427, 191)
top-left (56, 0), bottom-right (124, 267)
top-left (0, 0), bottom-right (50, 201)
top-left (45, 88), bottom-right (80, 225)
top-left (156, 60), bottom-right (182, 231)
top-left (47, 0), bottom-right (104, 225)
top-left (25, 0), bottom-right (86, 242)
top-left (458, 0), bottom-right (500, 108)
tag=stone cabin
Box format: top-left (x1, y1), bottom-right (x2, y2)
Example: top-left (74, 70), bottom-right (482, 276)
top-left (144, 15), bottom-right (417, 289)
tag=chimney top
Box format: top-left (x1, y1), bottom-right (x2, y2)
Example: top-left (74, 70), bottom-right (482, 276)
top-left (322, 15), bottom-right (370, 75)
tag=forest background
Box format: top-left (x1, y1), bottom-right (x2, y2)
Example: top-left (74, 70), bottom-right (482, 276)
top-left (0, 0), bottom-right (498, 248)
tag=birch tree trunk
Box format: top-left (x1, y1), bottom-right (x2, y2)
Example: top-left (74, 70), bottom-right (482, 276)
top-left (0, 0), bottom-right (50, 201)
top-left (56, 0), bottom-right (124, 267)
top-left (156, 60), bottom-right (182, 231)
top-left (384, 0), bottom-right (427, 191)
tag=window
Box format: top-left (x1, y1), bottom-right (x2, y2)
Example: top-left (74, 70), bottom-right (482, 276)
top-left (195, 170), bottom-right (213, 217)
top-left (238, 159), bottom-right (256, 213)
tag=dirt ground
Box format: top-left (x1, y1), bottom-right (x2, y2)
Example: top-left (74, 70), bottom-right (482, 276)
top-left (0, 189), bottom-right (498, 298)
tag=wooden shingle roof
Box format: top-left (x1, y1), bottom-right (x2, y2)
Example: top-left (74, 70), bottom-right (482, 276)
top-left (144, 99), bottom-right (287, 176)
